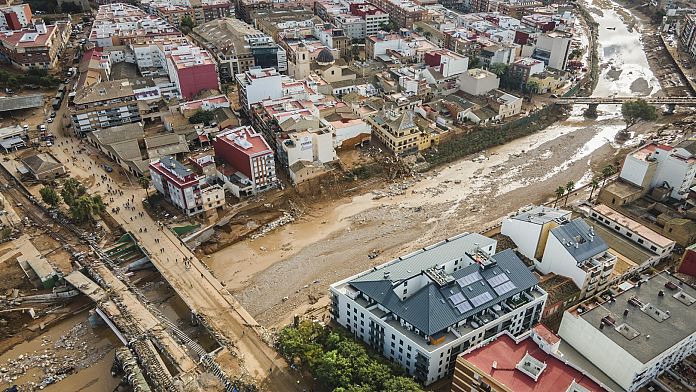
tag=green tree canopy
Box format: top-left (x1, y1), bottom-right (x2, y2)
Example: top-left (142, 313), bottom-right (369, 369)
top-left (621, 99), bottom-right (657, 129)
top-left (188, 110), bottom-right (215, 125)
top-left (61, 178), bottom-right (86, 206)
top-left (69, 194), bottom-right (104, 223)
top-left (40, 187), bottom-right (60, 207)
top-left (276, 321), bottom-right (423, 392)
top-left (180, 15), bottom-right (195, 34)
top-left (489, 62), bottom-right (509, 77)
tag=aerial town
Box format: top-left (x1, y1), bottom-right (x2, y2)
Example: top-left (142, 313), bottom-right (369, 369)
top-left (1, 0), bottom-right (696, 390)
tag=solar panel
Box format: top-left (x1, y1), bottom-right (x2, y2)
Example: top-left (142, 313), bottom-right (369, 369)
top-left (470, 292), bottom-right (494, 307)
top-left (487, 273), bottom-right (510, 287)
top-left (457, 271), bottom-right (482, 287)
top-left (456, 301), bottom-right (473, 314)
top-left (494, 281), bottom-right (517, 296)
top-left (449, 292), bottom-right (465, 305)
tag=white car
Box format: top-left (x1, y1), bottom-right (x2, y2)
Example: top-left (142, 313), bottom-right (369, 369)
top-left (47, 118), bottom-right (53, 123)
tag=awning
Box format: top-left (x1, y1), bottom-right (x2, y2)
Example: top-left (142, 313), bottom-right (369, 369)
top-left (198, 134), bottom-right (209, 143)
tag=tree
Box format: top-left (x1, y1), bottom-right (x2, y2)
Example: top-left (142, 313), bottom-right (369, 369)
top-left (180, 15), bottom-right (195, 34)
top-left (415, 26), bottom-right (423, 33)
top-left (423, 31), bottom-right (432, 39)
top-left (525, 81), bottom-right (540, 95)
top-left (139, 175), bottom-right (151, 202)
top-left (188, 110), bottom-right (215, 125)
top-left (69, 194), bottom-right (104, 223)
top-left (378, 20), bottom-right (398, 32)
top-left (570, 48), bottom-right (583, 59)
top-left (621, 99), bottom-right (657, 130)
top-left (554, 186), bottom-right (565, 207)
top-left (601, 164), bottom-right (616, 187)
top-left (40, 187), bottom-right (60, 207)
top-left (383, 376), bottom-right (423, 392)
top-left (489, 63), bottom-right (508, 77)
top-left (61, 178), bottom-right (86, 206)
top-left (564, 180), bottom-right (575, 206)
top-left (589, 177), bottom-right (600, 200)
top-left (468, 56), bottom-right (481, 69)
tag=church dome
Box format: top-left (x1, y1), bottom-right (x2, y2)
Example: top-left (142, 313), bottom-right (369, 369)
top-left (316, 48), bottom-right (335, 65)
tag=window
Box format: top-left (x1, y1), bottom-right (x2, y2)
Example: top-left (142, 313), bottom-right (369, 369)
top-left (408, 345), bottom-right (411, 351)
top-left (650, 245), bottom-right (657, 251)
top-left (347, 304), bottom-right (351, 309)
top-left (399, 347), bottom-right (403, 353)
top-left (391, 342), bottom-right (395, 348)
top-left (392, 334), bottom-right (396, 340)
top-left (638, 238), bottom-right (644, 244)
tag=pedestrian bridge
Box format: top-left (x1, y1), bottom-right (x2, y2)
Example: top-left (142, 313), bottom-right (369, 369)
top-left (554, 96), bottom-right (696, 105)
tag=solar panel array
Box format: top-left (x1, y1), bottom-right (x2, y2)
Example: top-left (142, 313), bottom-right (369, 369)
top-left (449, 292), bottom-right (465, 305)
top-left (470, 292), bottom-right (494, 307)
top-left (487, 273), bottom-right (510, 287)
top-left (456, 271), bottom-right (482, 288)
top-left (456, 302), bottom-right (473, 314)
top-left (494, 281), bottom-right (516, 296)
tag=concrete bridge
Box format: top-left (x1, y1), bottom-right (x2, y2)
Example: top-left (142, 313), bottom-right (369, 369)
top-left (554, 96), bottom-right (696, 105)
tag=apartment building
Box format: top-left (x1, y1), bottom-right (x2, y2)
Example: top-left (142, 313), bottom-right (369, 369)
top-left (619, 142), bottom-right (696, 200)
top-left (452, 326), bottom-right (609, 392)
top-left (191, 17), bottom-right (286, 81)
top-left (0, 20), bottom-right (65, 70)
top-left (458, 68), bottom-right (500, 95)
top-left (331, 2), bottom-right (389, 40)
top-left (367, 105), bottom-right (441, 155)
top-left (539, 218), bottom-right (617, 299)
top-left (510, 57), bottom-right (545, 82)
top-left (70, 80), bottom-right (142, 136)
top-left (213, 126), bottom-right (277, 197)
top-left (89, 3), bottom-right (180, 47)
top-left (149, 155), bottom-right (225, 216)
top-left (237, 0), bottom-right (272, 23)
top-left (501, 205), bottom-right (571, 261)
top-left (329, 232), bottom-right (547, 385)
top-left (0, 3), bottom-right (31, 30)
top-left (678, 13), bottom-right (696, 60)
top-left (366, 0), bottom-right (424, 29)
top-left (235, 66), bottom-right (283, 114)
top-left (165, 45), bottom-right (220, 99)
top-left (589, 204), bottom-right (676, 260)
top-left (559, 273), bottom-right (696, 392)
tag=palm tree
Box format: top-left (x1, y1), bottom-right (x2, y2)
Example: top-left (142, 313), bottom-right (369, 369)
top-left (564, 180), bottom-right (575, 206)
top-left (489, 63), bottom-right (508, 77)
top-left (139, 175), bottom-right (151, 202)
top-left (589, 177), bottom-right (600, 200)
top-left (554, 186), bottom-right (566, 207)
top-left (601, 165), bottom-right (616, 187)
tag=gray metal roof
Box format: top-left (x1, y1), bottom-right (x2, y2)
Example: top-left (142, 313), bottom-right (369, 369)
top-left (350, 248), bottom-right (539, 336)
top-left (510, 205), bottom-right (570, 225)
top-left (0, 95), bottom-right (44, 112)
top-left (352, 233), bottom-right (495, 284)
top-left (550, 218), bottom-right (608, 262)
top-left (577, 273), bottom-right (696, 364)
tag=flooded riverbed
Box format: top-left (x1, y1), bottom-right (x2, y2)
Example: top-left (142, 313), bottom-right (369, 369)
top-left (217, 0), bottom-right (672, 327)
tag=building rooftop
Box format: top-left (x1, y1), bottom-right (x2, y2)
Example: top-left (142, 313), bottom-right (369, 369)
top-left (193, 17), bottom-right (275, 57)
top-left (73, 80), bottom-right (135, 105)
top-left (216, 125), bottom-right (272, 157)
top-left (461, 333), bottom-right (607, 391)
top-left (345, 233), bottom-right (542, 336)
top-left (509, 205), bottom-right (570, 225)
top-left (0, 24), bottom-right (56, 48)
top-left (464, 68), bottom-right (498, 79)
top-left (549, 218), bottom-right (608, 262)
top-left (90, 3), bottom-right (178, 41)
top-left (570, 273), bottom-right (696, 364)
top-left (0, 94), bottom-right (43, 112)
top-left (592, 205), bottom-right (674, 248)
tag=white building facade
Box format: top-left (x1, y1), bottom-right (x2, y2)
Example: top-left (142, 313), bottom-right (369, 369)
top-left (330, 233), bottom-right (547, 385)
top-left (559, 274), bottom-right (696, 392)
